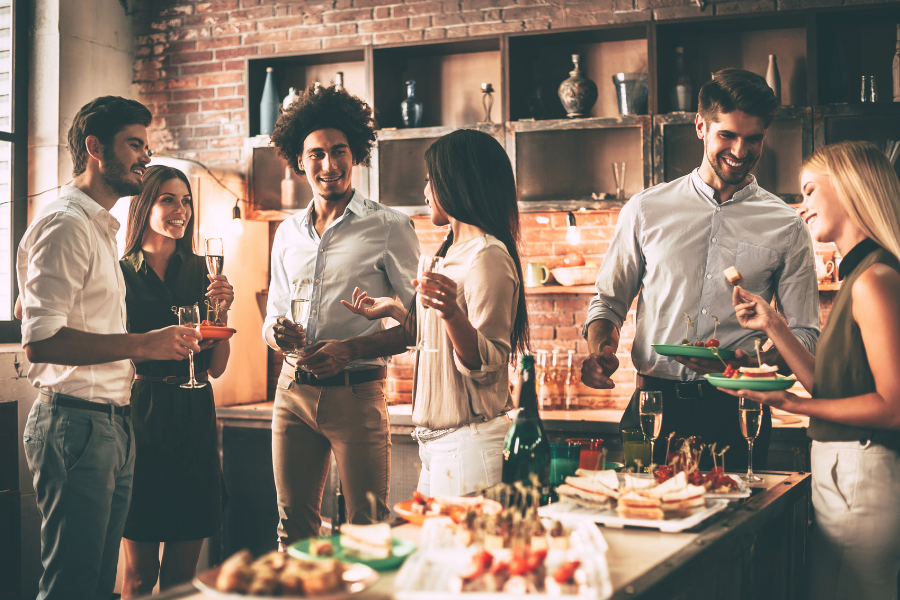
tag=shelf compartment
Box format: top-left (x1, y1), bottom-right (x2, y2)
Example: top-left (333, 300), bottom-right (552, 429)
top-left (372, 38), bottom-right (502, 130)
top-left (813, 103), bottom-right (900, 181)
top-left (506, 116), bottom-right (651, 205)
top-left (507, 25), bottom-right (650, 121)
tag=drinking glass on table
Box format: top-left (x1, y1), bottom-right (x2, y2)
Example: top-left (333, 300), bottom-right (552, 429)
top-left (639, 391), bottom-right (663, 468)
top-left (205, 238), bottom-right (224, 321)
top-left (177, 305), bottom-right (206, 389)
top-left (285, 281), bottom-right (312, 360)
top-left (408, 254), bottom-right (444, 353)
top-left (739, 396), bottom-right (763, 482)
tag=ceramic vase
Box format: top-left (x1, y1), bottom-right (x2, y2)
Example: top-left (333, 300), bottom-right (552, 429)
top-left (558, 54), bottom-right (598, 118)
top-left (400, 80), bottom-right (423, 128)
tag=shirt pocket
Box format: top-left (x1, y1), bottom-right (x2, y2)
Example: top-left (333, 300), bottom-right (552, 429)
top-left (734, 243), bottom-right (780, 295)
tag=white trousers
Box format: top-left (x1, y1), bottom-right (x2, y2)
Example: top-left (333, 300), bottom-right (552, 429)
top-left (809, 440), bottom-right (900, 600)
top-left (417, 416), bottom-right (511, 497)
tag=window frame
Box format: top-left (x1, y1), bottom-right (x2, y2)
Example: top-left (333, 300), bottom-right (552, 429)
top-left (0, 0), bottom-right (28, 342)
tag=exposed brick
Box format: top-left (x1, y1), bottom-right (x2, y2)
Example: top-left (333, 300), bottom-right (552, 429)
top-left (374, 6), bottom-right (390, 18)
top-left (424, 27), bottom-right (448, 38)
top-left (460, 0), bottom-right (497, 10)
top-left (170, 51), bottom-right (213, 64)
top-left (714, 0), bottom-right (775, 13)
top-left (222, 122), bottom-right (244, 136)
top-left (156, 101), bottom-right (200, 114)
top-left (168, 27), bottom-right (211, 42)
top-left (373, 30), bottom-right (425, 43)
top-left (614, 0), bottom-right (634, 10)
top-left (188, 111), bottom-right (232, 124)
top-left (229, 7), bottom-right (275, 20)
top-left (209, 136), bottom-right (244, 147)
top-left (180, 62), bottom-right (223, 75)
top-left (777, 0), bottom-right (840, 8)
top-left (197, 150), bottom-right (236, 162)
top-left (337, 23), bottom-right (358, 35)
top-left (158, 5), bottom-right (195, 17)
top-left (501, 5), bottom-right (553, 19)
top-left (217, 86), bottom-right (237, 96)
top-left (199, 72), bottom-right (243, 86)
top-left (358, 18), bottom-right (409, 33)
top-left (468, 21), bottom-right (524, 35)
top-left (652, 4), bottom-right (712, 18)
top-left (173, 88), bottom-right (216, 101)
top-left (243, 30), bottom-right (289, 45)
top-left (322, 34), bottom-right (373, 48)
top-left (214, 22), bottom-right (256, 36)
top-left (166, 77), bottom-right (199, 89)
top-left (323, 8), bottom-right (374, 23)
top-left (216, 46), bottom-right (260, 60)
top-left (524, 18), bottom-right (552, 29)
top-left (354, 0), bottom-right (395, 6)
top-left (222, 59), bottom-right (246, 71)
top-left (288, 25), bottom-right (339, 38)
top-left (392, 1), bottom-right (443, 17)
top-left (196, 1), bottom-right (239, 13)
top-left (196, 35), bottom-right (242, 50)
top-left (163, 41), bottom-right (198, 54)
top-left (186, 12), bottom-right (229, 25)
top-left (566, 8), bottom-right (615, 25)
top-left (409, 16), bottom-right (431, 28)
top-left (151, 18), bottom-right (183, 30)
top-left (274, 39), bottom-right (324, 53)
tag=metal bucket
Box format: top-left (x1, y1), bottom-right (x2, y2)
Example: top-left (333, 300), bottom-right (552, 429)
top-left (612, 73), bottom-right (649, 116)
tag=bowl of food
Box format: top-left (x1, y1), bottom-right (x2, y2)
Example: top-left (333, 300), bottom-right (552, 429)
top-left (200, 321), bottom-right (237, 340)
top-left (551, 266), bottom-right (597, 287)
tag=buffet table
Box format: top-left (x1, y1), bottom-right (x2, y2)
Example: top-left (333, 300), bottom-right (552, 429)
top-left (154, 471), bottom-right (811, 600)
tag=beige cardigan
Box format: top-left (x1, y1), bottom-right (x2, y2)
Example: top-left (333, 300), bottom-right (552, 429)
top-left (412, 234), bottom-right (518, 430)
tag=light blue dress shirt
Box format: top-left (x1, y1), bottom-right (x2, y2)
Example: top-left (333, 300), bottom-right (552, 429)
top-left (263, 191), bottom-right (420, 369)
top-left (583, 170), bottom-right (820, 381)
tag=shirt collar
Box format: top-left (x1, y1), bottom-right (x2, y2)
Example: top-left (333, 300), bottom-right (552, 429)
top-left (299, 190), bottom-right (366, 231)
top-left (61, 185), bottom-right (121, 235)
top-left (123, 247), bottom-right (187, 275)
top-left (838, 238), bottom-right (882, 281)
top-left (689, 169), bottom-right (757, 205)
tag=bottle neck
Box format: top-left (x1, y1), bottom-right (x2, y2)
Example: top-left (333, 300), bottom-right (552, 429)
top-left (406, 83), bottom-right (416, 98)
top-left (517, 367), bottom-right (540, 414)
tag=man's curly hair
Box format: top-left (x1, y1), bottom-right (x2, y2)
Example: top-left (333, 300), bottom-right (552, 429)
top-left (270, 84), bottom-right (376, 176)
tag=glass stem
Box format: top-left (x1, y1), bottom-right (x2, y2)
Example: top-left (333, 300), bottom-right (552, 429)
top-left (650, 439), bottom-right (656, 469)
top-left (747, 439), bottom-right (754, 480)
top-left (188, 350), bottom-right (196, 384)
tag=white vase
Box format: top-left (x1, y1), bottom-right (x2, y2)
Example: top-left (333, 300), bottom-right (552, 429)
top-left (766, 55), bottom-right (781, 105)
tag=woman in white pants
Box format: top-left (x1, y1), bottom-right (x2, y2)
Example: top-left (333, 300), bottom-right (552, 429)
top-left (344, 129), bottom-right (528, 496)
top-left (719, 140), bottom-right (900, 600)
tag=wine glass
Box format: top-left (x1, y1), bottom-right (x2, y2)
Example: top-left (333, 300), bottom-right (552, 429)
top-left (205, 238), bottom-right (224, 321)
top-left (285, 281), bottom-right (312, 359)
top-left (407, 254), bottom-right (444, 353)
top-left (639, 391), bottom-right (663, 468)
top-left (739, 397), bottom-right (763, 482)
top-left (177, 305), bottom-right (206, 389)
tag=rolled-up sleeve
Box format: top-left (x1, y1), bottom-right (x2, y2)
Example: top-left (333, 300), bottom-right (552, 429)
top-left (20, 212), bottom-right (92, 346)
top-left (582, 197), bottom-right (645, 337)
top-left (452, 244), bottom-right (515, 387)
top-left (383, 213), bottom-right (420, 306)
top-left (262, 226), bottom-right (290, 341)
top-left (777, 217), bottom-right (820, 353)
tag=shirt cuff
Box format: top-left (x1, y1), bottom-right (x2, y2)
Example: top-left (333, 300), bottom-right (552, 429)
top-left (582, 310), bottom-right (623, 340)
top-left (452, 333), bottom-right (508, 384)
top-left (21, 317), bottom-right (66, 347)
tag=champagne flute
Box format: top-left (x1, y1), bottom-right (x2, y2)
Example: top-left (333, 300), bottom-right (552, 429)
top-left (177, 305), bottom-right (206, 389)
top-left (407, 254), bottom-right (444, 353)
top-left (205, 238), bottom-right (224, 322)
top-left (286, 281), bottom-right (312, 360)
top-left (739, 397), bottom-right (763, 482)
top-left (639, 391), bottom-right (663, 468)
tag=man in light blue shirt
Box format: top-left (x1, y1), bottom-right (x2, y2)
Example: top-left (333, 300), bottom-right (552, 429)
top-left (263, 85), bottom-right (419, 544)
top-left (581, 69), bottom-right (819, 470)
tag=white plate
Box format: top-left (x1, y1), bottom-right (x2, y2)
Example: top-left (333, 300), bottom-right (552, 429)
top-left (539, 499), bottom-right (730, 533)
top-left (194, 562), bottom-right (378, 599)
top-left (613, 472), bottom-right (750, 500)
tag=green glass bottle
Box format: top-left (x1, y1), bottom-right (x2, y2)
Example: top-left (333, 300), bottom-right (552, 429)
top-left (502, 354), bottom-right (551, 504)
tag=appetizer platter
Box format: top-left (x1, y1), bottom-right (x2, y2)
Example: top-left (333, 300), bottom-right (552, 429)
top-left (394, 492), bottom-right (504, 526)
top-left (200, 321), bottom-right (237, 340)
top-left (288, 528), bottom-right (417, 571)
top-left (704, 372), bottom-right (797, 391)
top-left (653, 314), bottom-right (735, 360)
top-left (194, 549), bottom-right (378, 599)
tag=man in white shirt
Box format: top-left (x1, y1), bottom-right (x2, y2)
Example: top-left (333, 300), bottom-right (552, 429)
top-left (264, 85), bottom-right (419, 544)
top-left (581, 70), bottom-right (820, 470)
top-left (19, 96), bottom-right (201, 600)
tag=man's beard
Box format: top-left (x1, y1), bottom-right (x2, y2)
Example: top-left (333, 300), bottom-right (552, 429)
top-left (101, 146), bottom-right (142, 197)
top-left (706, 142), bottom-right (759, 186)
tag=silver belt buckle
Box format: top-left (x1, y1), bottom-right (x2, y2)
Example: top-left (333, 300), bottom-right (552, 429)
top-left (675, 382), bottom-right (704, 400)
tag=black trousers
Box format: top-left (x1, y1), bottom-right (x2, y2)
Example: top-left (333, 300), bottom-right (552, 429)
top-left (620, 375), bottom-right (772, 472)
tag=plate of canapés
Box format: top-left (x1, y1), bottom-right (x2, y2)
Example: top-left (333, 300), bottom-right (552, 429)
top-left (652, 312), bottom-right (736, 360)
top-left (289, 523), bottom-right (417, 571)
top-left (394, 492), bottom-right (503, 526)
top-left (199, 320), bottom-right (236, 340)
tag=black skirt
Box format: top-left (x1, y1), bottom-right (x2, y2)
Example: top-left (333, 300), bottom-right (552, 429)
top-left (123, 380), bottom-right (226, 542)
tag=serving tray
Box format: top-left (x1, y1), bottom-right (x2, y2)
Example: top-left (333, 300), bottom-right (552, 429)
top-left (652, 344), bottom-right (735, 360)
top-left (538, 499), bottom-right (730, 533)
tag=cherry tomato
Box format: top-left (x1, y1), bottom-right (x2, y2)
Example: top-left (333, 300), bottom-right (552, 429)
top-left (695, 341), bottom-right (705, 347)
top-left (706, 339), bottom-right (720, 347)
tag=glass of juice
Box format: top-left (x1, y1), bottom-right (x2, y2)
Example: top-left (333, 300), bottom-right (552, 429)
top-left (622, 428), bottom-right (651, 473)
top-left (567, 438), bottom-right (604, 470)
top-left (549, 441), bottom-right (581, 486)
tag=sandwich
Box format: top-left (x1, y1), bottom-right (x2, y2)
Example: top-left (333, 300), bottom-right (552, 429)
top-left (616, 491), bottom-right (664, 520)
top-left (556, 476), bottom-right (618, 509)
top-left (660, 485), bottom-right (707, 517)
top-left (738, 364), bottom-right (779, 379)
top-left (574, 468), bottom-right (620, 491)
top-left (340, 523), bottom-right (392, 560)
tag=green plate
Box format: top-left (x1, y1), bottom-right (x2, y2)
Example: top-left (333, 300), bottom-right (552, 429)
top-left (288, 535), bottom-right (416, 571)
top-left (652, 344), bottom-right (735, 360)
top-left (704, 373), bottom-right (797, 391)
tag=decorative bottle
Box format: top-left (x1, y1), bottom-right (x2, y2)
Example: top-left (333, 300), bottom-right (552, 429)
top-left (335, 71), bottom-right (344, 91)
top-left (550, 349), bottom-right (562, 409)
top-left (670, 47), bottom-right (693, 112)
top-left (893, 24), bottom-right (900, 102)
top-left (280, 167), bottom-right (296, 210)
top-left (400, 80), bottom-right (423, 128)
top-left (260, 67), bottom-right (280, 136)
top-left (558, 54), bottom-right (598, 118)
top-left (282, 86), bottom-right (299, 111)
top-left (766, 55), bottom-right (782, 105)
top-left (502, 354), bottom-right (551, 505)
top-left (565, 350), bottom-right (578, 410)
top-left (536, 350), bottom-right (552, 410)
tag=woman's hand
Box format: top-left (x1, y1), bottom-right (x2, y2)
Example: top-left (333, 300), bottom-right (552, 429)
top-left (718, 386), bottom-right (802, 412)
top-left (340, 287), bottom-right (405, 321)
top-left (207, 275), bottom-right (235, 311)
top-left (732, 285), bottom-right (779, 334)
top-left (415, 273), bottom-right (460, 321)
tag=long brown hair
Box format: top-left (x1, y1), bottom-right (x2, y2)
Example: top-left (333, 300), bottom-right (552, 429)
top-left (123, 165), bottom-right (195, 258)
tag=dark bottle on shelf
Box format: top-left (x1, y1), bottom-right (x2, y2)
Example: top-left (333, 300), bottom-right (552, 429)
top-left (400, 80), bottom-right (423, 128)
top-left (670, 47), bottom-right (693, 112)
top-left (260, 67), bottom-right (280, 136)
top-left (502, 354), bottom-right (551, 504)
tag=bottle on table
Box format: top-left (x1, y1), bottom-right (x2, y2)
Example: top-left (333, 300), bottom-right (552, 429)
top-left (502, 354), bottom-right (551, 505)
top-left (564, 349), bottom-right (578, 410)
top-left (550, 349), bottom-right (562, 409)
top-left (536, 350), bottom-right (551, 410)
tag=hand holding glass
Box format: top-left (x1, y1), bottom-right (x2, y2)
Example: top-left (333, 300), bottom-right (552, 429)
top-left (286, 282), bottom-right (312, 359)
top-left (408, 254), bottom-right (444, 353)
top-left (739, 397), bottom-right (763, 482)
top-left (177, 305), bottom-right (206, 389)
top-left (639, 391), bottom-right (663, 467)
top-left (205, 238), bottom-right (224, 321)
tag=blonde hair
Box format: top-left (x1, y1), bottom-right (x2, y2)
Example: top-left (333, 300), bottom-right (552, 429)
top-left (803, 140), bottom-right (900, 262)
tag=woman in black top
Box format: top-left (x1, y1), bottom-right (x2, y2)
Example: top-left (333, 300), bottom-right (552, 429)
top-left (120, 166), bottom-right (234, 597)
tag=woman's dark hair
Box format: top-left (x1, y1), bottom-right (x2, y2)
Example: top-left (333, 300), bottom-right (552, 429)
top-left (123, 165), bottom-right (195, 258)
top-left (68, 96), bottom-right (152, 176)
top-left (420, 129), bottom-right (530, 359)
top-left (699, 68), bottom-right (779, 128)
top-left (270, 84), bottom-right (376, 175)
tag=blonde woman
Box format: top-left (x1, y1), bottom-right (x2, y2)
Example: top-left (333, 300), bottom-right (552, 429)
top-left (718, 140), bottom-right (900, 600)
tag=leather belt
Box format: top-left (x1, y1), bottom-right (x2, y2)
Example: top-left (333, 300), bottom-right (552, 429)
top-left (294, 367), bottom-right (386, 387)
top-left (135, 373), bottom-right (209, 384)
top-left (40, 390), bottom-right (131, 417)
top-left (636, 374), bottom-right (716, 400)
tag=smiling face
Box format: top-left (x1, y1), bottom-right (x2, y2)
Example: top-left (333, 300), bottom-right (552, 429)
top-left (300, 128), bottom-right (355, 203)
top-left (697, 110), bottom-right (767, 187)
top-left (424, 177), bottom-right (449, 227)
top-left (100, 123), bottom-right (150, 197)
top-left (145, 177), bottom-right (192, 244)
top-left (798, 169), bottom-right (849, 244)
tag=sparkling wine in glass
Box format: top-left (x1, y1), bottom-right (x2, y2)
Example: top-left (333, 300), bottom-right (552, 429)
top-left (639, 391), bottom-right (663, 468)
top-left (205, 238), bottom-right (224, 321)
top-left (739, 397), bottom-right (763, 482)
top-left (177, 305), bottom-right (206, 389)
top-left (286, 282), bottom-right (312, 360)
top-left (407, 254), bottom-right (444, 353)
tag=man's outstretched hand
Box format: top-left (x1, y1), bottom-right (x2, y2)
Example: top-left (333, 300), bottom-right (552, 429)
top-left (581, 346), bottom-right (619, 389)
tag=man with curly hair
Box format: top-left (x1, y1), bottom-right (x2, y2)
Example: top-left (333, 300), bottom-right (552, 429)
top-left (263, 84), bottom-right (420, 544)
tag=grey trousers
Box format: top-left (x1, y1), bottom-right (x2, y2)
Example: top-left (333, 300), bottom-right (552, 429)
top-left (23, 396), bottom-right (135, 600)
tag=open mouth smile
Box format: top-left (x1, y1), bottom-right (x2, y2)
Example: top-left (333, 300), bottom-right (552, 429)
top-left (721, 156), bottom-right (749, 169)
top-left (132, 165), bottom-right (146, 177)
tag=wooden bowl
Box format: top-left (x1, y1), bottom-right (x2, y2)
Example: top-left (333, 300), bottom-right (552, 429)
top-left (551, 266), bottom-right (597, 287)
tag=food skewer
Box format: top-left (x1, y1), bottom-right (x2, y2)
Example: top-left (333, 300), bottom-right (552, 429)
top-left (754, 339), bottom-right (763, 368)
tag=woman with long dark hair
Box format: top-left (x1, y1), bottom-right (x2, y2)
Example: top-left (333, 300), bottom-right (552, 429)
top-left (344, 129), bottom-right (528, 495)
top-left (119, 165), bottom-right (234, 596)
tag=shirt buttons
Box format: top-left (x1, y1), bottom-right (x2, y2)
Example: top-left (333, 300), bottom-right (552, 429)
top-left (319, 248), bottom-right (324, 253)
top-left (707, 274), bottom-right (712, 279)
top-left (315, 279), bottom-right (320, 283)
top-left (712, 237), bottom-right (718, 243)
top-left (716, 207), bottom-right (721, 212)
top-left (701, 309), bottom-right (708, 314)
top-left (312, 310), bottom-right (317, 315)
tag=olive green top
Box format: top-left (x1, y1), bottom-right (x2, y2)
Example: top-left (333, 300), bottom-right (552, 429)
top-left (809, 240), bottom-right (900, 452)
top-left (120, 248), bottom-right (213, 377)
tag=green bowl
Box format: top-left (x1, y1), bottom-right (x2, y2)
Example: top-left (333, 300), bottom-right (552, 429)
top-left (704, 373), bottom-right (797, 391)
top-left (653, 344), bottom-right (735, 360)
top-left (288, 535), bottom-right (416, 571)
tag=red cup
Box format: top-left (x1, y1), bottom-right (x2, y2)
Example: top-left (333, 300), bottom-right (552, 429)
top-left (567, 438), bottom-right (604, 470)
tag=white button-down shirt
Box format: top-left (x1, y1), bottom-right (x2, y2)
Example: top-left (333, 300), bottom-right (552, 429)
top-left (18, 186), bottom-right (134, 405)
top-left (264, 192), bottom-right (420, 368)
top-left (584, 170), bottom-right (820, 381)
